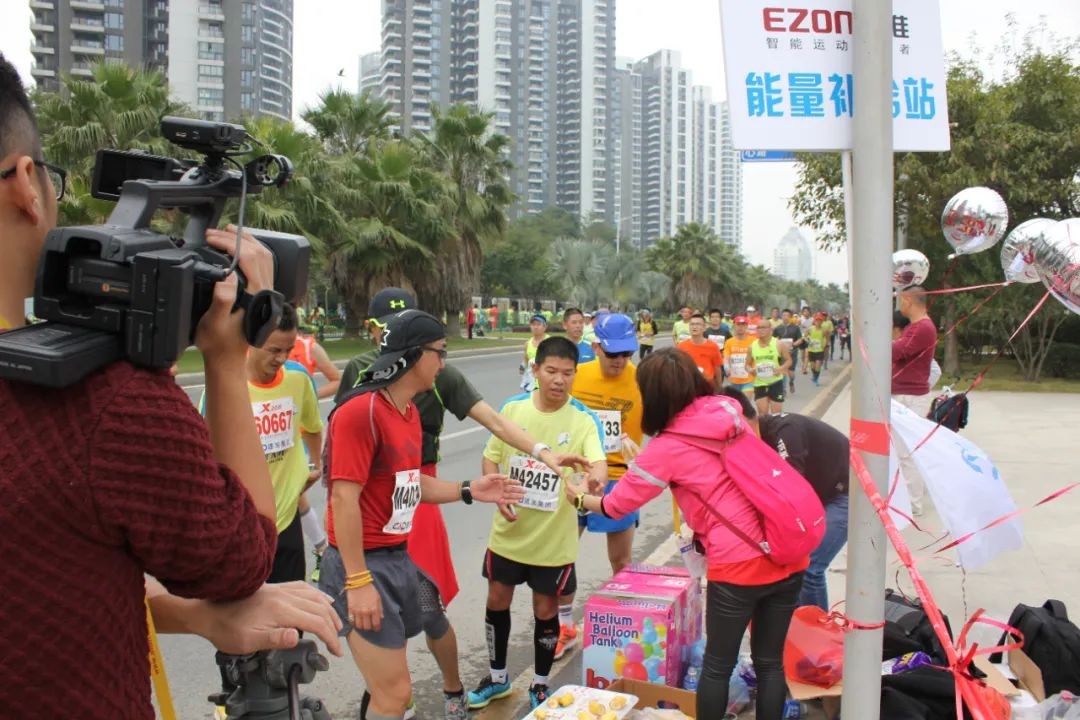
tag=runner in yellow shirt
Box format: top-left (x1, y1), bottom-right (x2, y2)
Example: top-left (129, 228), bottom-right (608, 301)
top-left (520, 313), bottom-right (550, 392)
top-left (751, 321), bottom-right (793, 415)
top-left (199, 304), bottom-right (324, 582)
top-left (470, 337), bottom-right (607, 711)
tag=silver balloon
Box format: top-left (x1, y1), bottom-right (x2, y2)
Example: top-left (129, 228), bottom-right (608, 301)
top-left (1001, 218), bottom-right (1054, 284)
top-left (941, 187), bottom-right (1009, 256)
top-left (892, 248), bottom-right (930, 289)
top-left (1031, 218), bottom-right (1080, 316)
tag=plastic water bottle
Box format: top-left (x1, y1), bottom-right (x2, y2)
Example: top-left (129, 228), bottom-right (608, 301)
top-left (1051, 691), bottom-right (1079, 720)
top-left (782, 699), bottom-right (808, 719)
top-left (683, 665), bottom-right (700, 691)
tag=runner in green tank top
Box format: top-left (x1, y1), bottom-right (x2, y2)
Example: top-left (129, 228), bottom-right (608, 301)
top-left (751, 322), bottom-right (792, 414)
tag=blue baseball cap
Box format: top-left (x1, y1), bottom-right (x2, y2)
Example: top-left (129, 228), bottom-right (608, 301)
top-left (530, 314), bottom-right (547, 324)
top-left (595, 313), bottom-right (639, 353)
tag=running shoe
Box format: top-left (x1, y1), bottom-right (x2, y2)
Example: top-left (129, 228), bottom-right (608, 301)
top-left (529, 683), bottom-right (551, 709)
top-left (467, 676), bottom-right (512, 709)
top-left (309, 548), bottom-right (323, 583)
top-left (554, 624), bottom-right (578, 660)
top-left (444, 692), bottom-right (468, 720)
top-left (403, 698), bottom-right (416, 720)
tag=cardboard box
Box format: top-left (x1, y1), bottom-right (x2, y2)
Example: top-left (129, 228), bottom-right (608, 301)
top-left (609, 678), bottom-right (697, 717)
top-left (1008, 648), bottom-right (1046, 702)
top-left (583, 565), bottom-right (703, 690)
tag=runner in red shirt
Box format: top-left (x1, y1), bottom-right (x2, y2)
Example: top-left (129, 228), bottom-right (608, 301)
top-left (320, 310), bottom-right (525, 720)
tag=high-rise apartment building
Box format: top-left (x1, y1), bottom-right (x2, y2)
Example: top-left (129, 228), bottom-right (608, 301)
top-left (358, 50), bottom-right (381, 95)
top-left (376, 0), bottom-right (614, 218)
top-left (774, 227), bottom-right (813, 282)
top-left (691, 85), bottom-right (720, 239)
top-left (611, 57), bottom-right (641, 247)
top-left (30, 0), bottom-right (169, 94)
top-left (717, 101), bottom-right (743, 249)
top-left (632, 50), bottom-right (692, 246)
top-left (28, 0), bottom-right (293, 122)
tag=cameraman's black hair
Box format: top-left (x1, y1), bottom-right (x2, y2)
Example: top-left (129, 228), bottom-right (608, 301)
top-left (534, 336), bottom-right (579, 366)
top-left (721, 386), bottom-right (757, 420)
top-left (0, 54), bottom-right (41, 159)
top-left (278, 303), bottom-right (298, 332)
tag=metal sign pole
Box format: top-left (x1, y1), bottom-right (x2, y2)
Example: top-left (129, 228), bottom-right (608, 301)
top-left (841, 0), bottom-right (894, 718)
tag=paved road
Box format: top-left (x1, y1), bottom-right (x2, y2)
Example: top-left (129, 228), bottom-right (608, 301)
top-left (160, 344), bottom-right (848, 719)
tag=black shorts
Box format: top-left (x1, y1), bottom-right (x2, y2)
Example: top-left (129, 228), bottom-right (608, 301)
top-left (482, 549), bottom-right (577, 597)
top-left (268, 511), bottom-right (305, 583)
top-left (754, 382), bottom-right (786, 404)
top-left (809, 351), bottom-right (826, 362)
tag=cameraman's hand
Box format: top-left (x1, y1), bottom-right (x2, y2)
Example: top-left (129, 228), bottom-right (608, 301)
top-left (347, 583), bottom-right (383, 633)
top-left (202, 582), bottom-right (344, 657)
top-left (195, 225), bottom-right (274, 362)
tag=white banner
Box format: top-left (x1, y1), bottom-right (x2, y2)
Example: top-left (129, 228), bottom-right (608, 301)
top-left (890, 400), bottom-right (1022, 569)
top-left (719, 0), bottom-right (951, 152)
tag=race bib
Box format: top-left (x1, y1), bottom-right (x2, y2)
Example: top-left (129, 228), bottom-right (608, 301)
top-left (810, 337), bottom-right (824, 352)
top-left (508, 455), bottom-right (561, 512)
top-left (778, 338), bottom-right (794, 352)
top-left (595, 410), bottom-right (623, 454)
top-left (708, 335), bottom-right (724, 347)
top-left (252, 397), bottom-right (296, 455)
top-left (757, 362), bottom-right (777, 380)
top-left (730, 353), bottom-right (749, 379)
top-left (383, 469), bottom-right (422, 534)
top-left (677, 333), bottom-right (691, 343)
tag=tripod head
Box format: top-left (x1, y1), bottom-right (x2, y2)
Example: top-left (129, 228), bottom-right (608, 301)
top-left (209, 639), bottom-right (332, 720)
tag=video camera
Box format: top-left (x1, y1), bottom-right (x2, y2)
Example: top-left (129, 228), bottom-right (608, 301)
top-left (0, 116), bottom-right (310, 388)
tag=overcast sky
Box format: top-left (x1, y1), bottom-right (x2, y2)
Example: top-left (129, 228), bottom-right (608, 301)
top-left (3, 1), bottom-right (1077, 285)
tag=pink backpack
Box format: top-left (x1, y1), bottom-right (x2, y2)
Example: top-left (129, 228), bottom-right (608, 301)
top-left (671, 430), bottom-right (826, 565)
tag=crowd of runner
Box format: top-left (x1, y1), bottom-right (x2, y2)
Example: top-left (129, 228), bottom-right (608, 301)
top-left (218, 292), bottom-right (852, 720)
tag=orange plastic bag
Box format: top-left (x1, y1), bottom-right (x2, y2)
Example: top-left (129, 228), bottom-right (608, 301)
top-left (783, 606), bottom-right (845, 688)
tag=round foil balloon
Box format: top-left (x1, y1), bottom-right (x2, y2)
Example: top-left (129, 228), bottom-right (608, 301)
top-left (1032, 218), bottom-right (1080, 316)
top-left (941, 187), bottom-right (1009, 256)
top-left (1001, 218), bottom-right (1054, 284)
top-left (893, 249), bottom-right (930, 289)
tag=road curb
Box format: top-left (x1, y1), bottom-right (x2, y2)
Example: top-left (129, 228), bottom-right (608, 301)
top-left (802, 363), bottom-right (853, 420)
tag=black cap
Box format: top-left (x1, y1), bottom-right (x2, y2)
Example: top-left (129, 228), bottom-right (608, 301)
top-left (367, 287), bottom-right (416, 321)
top-left (359, 309), bottom-right (447, 389)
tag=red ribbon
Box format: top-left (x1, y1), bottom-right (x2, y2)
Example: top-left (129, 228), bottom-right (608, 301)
top-left (850, 449), bottom-right (1021, 720)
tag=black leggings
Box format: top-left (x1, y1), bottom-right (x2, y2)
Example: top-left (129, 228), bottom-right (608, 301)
top-left (697, 573), bottom-right (803, 720)
top-left (638, 344), bottom-right (654, 361)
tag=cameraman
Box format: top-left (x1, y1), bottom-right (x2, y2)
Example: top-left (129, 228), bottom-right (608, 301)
top-left (0, 55), bottom-right (317, 719)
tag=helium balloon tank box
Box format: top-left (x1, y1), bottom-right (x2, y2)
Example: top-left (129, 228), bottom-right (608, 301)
top-left (582, 565), bottom-right (704, 690)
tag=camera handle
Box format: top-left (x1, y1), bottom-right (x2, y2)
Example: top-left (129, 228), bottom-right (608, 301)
top-left (209, 639), bottom-right (332, 720)
top-left (106, 169), bottom-right (232, 248)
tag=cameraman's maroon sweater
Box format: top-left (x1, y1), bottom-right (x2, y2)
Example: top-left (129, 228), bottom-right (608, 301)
top-left (0, 361), bottom-right (277, 719)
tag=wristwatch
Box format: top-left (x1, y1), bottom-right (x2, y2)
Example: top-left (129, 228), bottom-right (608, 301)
top-left (575, 492), bottom-right (587, 516)
top-left (460, 480), bottom-right (474, 505)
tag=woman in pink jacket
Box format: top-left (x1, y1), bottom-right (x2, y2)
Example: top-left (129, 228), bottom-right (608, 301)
top-left (567, 348), bottom-right (808, 720)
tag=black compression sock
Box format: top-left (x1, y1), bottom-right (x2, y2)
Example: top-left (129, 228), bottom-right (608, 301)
top-left (486, 607), bottom-right (511, 673)
top-left (534, 614), bottom-right (560, 677)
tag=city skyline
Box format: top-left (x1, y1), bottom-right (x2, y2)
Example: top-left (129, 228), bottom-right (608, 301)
top-left (7, 0), bottom-right (1077, 284)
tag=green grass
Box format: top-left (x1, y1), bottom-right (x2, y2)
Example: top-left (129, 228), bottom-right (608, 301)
top-left (945, 357), bottom-right (1080, 393)
top-left (173, 334), bottom-right (525, 375)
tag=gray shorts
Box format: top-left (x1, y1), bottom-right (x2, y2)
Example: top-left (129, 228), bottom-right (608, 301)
top-left (319, 544), bottom-right (423, 649)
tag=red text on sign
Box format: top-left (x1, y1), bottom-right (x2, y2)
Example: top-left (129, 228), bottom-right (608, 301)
top-left (762, 7), bottom-right (854, 35)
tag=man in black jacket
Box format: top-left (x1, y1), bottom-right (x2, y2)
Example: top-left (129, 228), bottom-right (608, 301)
top-left (722, 389), bottom-right (849, 611)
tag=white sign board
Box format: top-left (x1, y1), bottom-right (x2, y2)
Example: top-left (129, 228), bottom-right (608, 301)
top-left (719, 0), bottom-right (950, 152)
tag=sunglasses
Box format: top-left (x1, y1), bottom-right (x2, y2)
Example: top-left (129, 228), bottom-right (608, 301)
top-left (0, 159), bottom-right (67, 201)
top-left (422, 346), bottom-right (448, 360)
top-left (601, 349), bottom-right (634, 359)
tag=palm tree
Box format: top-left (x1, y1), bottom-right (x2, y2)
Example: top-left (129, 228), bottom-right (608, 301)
top-left (646, 223), bottom-right (724, 309)
top-left (34, 62), bottom-right (191, 225)
top-left (36, 63), bottom-right (189, 172)
top-left (415, 104), bottom-right (515, 334)
top-left (301, 89), bottom-right (393, 156)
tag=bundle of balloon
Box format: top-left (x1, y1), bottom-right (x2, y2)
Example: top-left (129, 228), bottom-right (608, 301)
top-left (582, 564), bottom-right (703, 691)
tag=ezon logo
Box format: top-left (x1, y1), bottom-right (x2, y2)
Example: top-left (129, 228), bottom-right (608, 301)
top-left (762, 7), bottom-right (854, 34)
